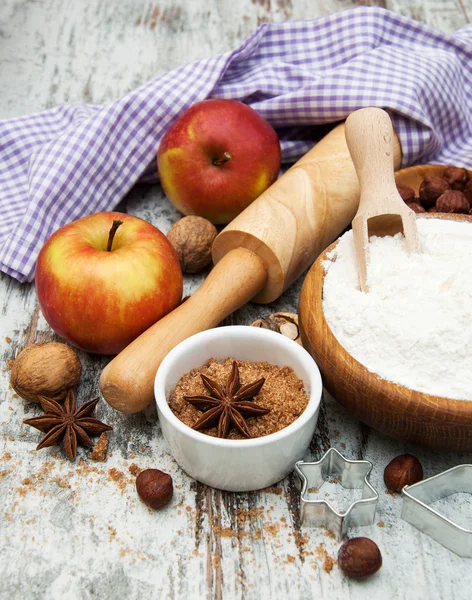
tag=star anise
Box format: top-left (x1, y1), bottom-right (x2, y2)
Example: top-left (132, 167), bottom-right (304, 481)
top-left (23, 389), bottom-right (112, 459)
top-left (184, 361), bottom-right (269, 438)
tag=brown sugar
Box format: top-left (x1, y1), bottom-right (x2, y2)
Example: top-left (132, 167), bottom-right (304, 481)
top-left (323, 555), bottom-right (335, 573)
top-left (128, 463), bottom-right (141, 476)
top-left (108, 468), bottom-right (123, 481)
top-left (168, 357), bottom-right (309, 439)
top-left (264, 486), bottom-right (282, 495)
top-left (324, 528), bottom-right (336, 540)
top-left (91, 432), bottom-right (109, 462)
top-left (316, 543), bottom-right (336, 574)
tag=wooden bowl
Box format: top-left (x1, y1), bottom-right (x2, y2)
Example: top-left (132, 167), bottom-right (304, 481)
top-left (299, 207), bottom-right (472, 452)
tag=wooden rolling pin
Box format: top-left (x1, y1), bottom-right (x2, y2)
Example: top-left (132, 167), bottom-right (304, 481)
top-left (100, 122), bottom-right (402, 413)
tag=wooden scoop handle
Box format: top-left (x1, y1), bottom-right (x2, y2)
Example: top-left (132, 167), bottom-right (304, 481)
top-left (345, 108), bottom-right (416, 291)
top-left (99, 247), bottom-right (267, 413)
top-left (345, 107), bottom-right (400, 214)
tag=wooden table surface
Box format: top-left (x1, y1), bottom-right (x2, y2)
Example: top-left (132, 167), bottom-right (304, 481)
top-left (1, 1), bottom-right (472, 599)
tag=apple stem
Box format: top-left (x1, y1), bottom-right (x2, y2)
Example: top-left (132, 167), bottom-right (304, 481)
top-left (107, 219), bottom-right (123, 252)
top-left (212, 152), bottom-right (232, 166)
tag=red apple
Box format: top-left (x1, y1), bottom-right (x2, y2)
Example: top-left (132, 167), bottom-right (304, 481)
top-left (157, 99), bottom-right (281, 224)
top-left (35, 212), bottom-right (182, 355)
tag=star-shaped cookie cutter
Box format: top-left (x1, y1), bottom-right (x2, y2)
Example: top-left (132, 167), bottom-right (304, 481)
top-left (295, 447), bottom-right (379, 540)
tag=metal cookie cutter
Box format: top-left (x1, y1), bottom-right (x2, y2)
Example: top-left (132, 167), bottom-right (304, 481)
top-left (402, 464), bottom-right (472, 558)
top-left (295, 447), bottom-right (379, 540)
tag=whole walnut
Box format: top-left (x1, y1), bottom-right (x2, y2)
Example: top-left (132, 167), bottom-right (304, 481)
top-left (436, 190), bottom-right (470, 214)
top-left (167, 216), bottom-right (218, 274)
top-left (396, 184), bottom-right (416, 204)
top-left (406, 202), bottom-right (425, 214)
top-left (418, 176), bottom-right (449, 208)
top-left (10, 342), bottom-right (81, 402)
top-left (443, 166), bottom-right (469, 190)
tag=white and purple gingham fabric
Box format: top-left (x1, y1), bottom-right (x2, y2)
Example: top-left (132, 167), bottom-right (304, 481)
top-left (1, 7), bottom-right (472, 282)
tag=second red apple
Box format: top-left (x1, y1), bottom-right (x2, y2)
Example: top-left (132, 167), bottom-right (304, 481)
top-left (157, 99), bottom-right (281, 224)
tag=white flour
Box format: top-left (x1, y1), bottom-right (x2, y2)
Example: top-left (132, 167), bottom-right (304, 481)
top-left (322, 218), bottom-right (472, 400)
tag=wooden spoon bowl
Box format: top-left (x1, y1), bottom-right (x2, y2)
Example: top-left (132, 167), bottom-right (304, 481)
top-left (299, 209), bottom-right (472, 452)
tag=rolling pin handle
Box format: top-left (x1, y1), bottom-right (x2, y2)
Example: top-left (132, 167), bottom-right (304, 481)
top-left (99, 247), bottom-right (267, 413)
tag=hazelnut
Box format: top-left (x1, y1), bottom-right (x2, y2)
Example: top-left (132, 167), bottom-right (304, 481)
top-left (406, 202), bottom-right (425, 214)
top-left (418, 176), bottom-right (449, 208)
top-left (384, 454), bottom-right (423, 492)
top-left (338, 537), bottom-right (382, 579)
top-left (464, 180), bottom-right (472, 206)
top-left (10, 342), bottom-right (81, 402)
top-left (436, 190), bottom-right (470, 214)
top-left (396, 184), bottom-right (416, 204)
top-left (167, 216), bottom-right (218, 274)
top-left (136, 468), bottom-right (173, 509)
top-left (443, 166), bottom-right (470, 190)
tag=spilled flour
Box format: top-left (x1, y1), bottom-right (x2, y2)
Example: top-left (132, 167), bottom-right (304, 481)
top-left (323, 218), bottom-right (472, 400)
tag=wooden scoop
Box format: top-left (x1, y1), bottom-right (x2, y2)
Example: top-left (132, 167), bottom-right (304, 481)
top-left (345, 108), bottom-right (419, 292)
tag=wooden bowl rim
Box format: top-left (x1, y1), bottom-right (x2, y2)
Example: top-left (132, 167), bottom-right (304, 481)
top-left (395, 163), bottom-right (472, 177)
top-left (395, 163), bottom-right (472, 179)
top-left (308, 212), bottom-right (472, 417)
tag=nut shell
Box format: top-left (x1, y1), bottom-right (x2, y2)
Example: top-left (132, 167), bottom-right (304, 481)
top-left (436, 190), bottom-right (470, 214)
top-left (251, 312), bottom-right (301, 345)
top-left (443, 166), bottom-right (469, 190)
top-left (136, 468), bottom-right (173, 509)
top-left (167, 216), bottom-right (218, 274)
top-left (384, 453), bottom-right (423, 492)
top-left (338, 537), bottom-right (382, 579)
top-left (10, 342), bottom-right (81, 402)
top-left (418, 176), bottom-right (449, 208)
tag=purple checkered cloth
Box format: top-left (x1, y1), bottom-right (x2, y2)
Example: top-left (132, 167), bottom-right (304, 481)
top-left (1, 7), bottom-right (472, 282)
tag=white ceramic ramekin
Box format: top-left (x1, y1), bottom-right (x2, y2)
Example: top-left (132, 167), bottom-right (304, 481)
top-left (154, 326), bottom-right (322, 492)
